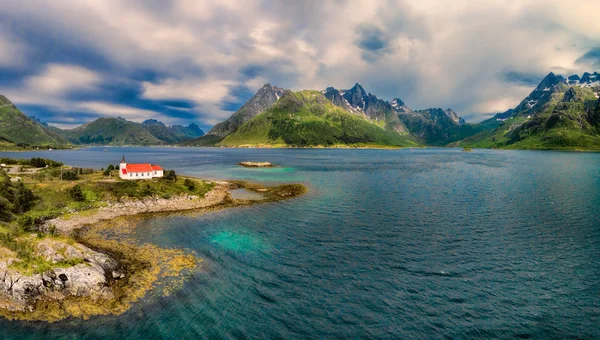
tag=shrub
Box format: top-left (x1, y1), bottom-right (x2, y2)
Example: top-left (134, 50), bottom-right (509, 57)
top-left (61, 170), bottom-right (79, 181)
top-left (141, 183), bottom-right (154, 196)
top-left (183, 178), bottom-right (196, 191)
top-left (18, 215), bottom-right (36, 232)
top-left (68, 185), bottom-right (85, 202)
top-left (13, 182), bottom-right (35, 214)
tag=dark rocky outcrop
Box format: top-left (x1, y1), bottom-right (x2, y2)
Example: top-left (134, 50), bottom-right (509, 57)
top-left (0, 239), bottom-right (121, 312)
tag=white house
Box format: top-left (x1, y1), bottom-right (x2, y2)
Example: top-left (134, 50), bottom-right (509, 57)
top-left (119, 155), bottom-right (164, 180)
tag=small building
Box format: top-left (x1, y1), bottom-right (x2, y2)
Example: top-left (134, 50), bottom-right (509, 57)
top-left (119, 155), bottom-right (164, 180)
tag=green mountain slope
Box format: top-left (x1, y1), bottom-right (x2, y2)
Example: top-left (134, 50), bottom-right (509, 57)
top-left (0, 95), bottom-right (69, 147)
top-left (220, 91), bottom-right (417, 147)
top-left (60, 117), bottom-right (165, 145)
top-left (206, 84), bottom-right (284, 137)
top-left (55, 117), bottom-right (204, 146)
top-left (459, 72), bottom-right (600, 150)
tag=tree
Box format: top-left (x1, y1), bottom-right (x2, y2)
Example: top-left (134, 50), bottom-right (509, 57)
top-left (0, 197), bottom-right (12, 222)
top-left (104, 164), bottom-right (115, 176)
top-left (163, 170), bottom-right (177, 182)
top-left (0, 176), bottom-right (12, 200)
top-left (68, 184), bottom-right (85, 202)
top-left (13, 182), bottom-right (35, 214)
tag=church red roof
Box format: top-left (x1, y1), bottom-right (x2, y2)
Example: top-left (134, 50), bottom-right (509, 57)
top-left (125, 163), bottom-right (153, 173)
top-left (151, 165), bottom-right (163, 171)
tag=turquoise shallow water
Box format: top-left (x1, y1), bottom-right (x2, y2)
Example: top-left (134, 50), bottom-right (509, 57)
top-left (1, 147), bottom-right (599, 339)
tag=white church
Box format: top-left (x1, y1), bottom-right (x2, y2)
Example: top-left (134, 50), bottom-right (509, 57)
top-left (119, 155), bottom-right (164, 180)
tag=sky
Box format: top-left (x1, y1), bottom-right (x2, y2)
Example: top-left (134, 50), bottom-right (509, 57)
top-left (0, 0), bottom-right (599, 131)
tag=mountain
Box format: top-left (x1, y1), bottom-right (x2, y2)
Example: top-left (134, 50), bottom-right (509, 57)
top-left (59, 117), bottom-right (165, 145)
top-left (207, 84), bottom-right (285, 138)
top-left (320, 84), bottom-right (489, 145)
top-left (184, 82), bottom-right (479, 147)
top-left (0, 95), bottom-right (69, 147)
top-left (459, 72), bottom-right (600, 150)
top-left (396, 108), bottom-right (476, 145)
top-left (324, 84), bottom-right (409, 134)
top-left (219, 90), bottom-right (417, 147)
top-left (141, 119), bottom-right (204, 143)
top-left (58, 117), bottom-right (204, 145)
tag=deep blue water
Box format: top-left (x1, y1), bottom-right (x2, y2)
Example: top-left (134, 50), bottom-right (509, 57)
top-left (1, 147), bottom-right (599, 339)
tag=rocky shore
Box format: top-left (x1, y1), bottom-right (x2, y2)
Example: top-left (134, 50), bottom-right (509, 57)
top-left (1, 178), bottom-right (306, 321)
top-left (44, 180), bottom-right (232, 234)
top-left (0, 238), bottom-right (121, 314)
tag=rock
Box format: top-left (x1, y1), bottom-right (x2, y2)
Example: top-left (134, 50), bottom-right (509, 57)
top-left (0, 239), bottom-right (121, 313)
top-left (112, 270), bottom-right (125, 280)
top-left (239, 161), bottom-right (273, 168)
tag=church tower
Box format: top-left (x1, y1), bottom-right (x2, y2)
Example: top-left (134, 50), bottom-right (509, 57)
top-left (120, 154), bottom-right (127, 171)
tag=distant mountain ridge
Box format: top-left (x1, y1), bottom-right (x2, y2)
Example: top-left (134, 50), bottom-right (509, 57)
top-left (54, 117), bottom-right (204, 146)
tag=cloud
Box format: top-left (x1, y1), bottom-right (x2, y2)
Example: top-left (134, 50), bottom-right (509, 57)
top-left (0, 0), bottom-right (599, 129)
top-left (503, 71), bottom-right (545, 87)
top-left (576, 47), bottom-right (600, 68)
top-left (355, 24), bottom-right (392, 62)
top-left (0, 35), bottom-right (26, 67)
top-left (25, 64), bottom-right (101, 95)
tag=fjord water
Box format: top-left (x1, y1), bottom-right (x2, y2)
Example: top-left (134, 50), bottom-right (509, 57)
top-left (1, 148), bottom-right (599, 339)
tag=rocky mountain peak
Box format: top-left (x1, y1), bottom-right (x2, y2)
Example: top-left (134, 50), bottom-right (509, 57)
top-left (29, 115), bottom-right (49, 126)
top-left (536, 72), bottom-right (566, 90)
top-left (206, 83), bottom-right (286, 137)
top-left (444, 109), bottom-right (461, 125)
top-left (391, 98), bottom-right (405, 107)
top-left (142, 119), bottom-right (166, 126)
top-left (579, 72), bottom-right (599, 86)
top-left (187, 123), bottom-right (201, 132)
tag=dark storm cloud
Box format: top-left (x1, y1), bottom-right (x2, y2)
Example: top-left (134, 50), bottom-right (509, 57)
top-left (355, 24), bottom-right (392, 62)
top-left (503, 71), bottom-right (544, 87)
top-left (576, 47), bottom-right (600, 67)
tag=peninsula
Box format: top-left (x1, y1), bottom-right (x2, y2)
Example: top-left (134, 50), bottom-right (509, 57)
top-left (0, 157), bottom-right (306, 321)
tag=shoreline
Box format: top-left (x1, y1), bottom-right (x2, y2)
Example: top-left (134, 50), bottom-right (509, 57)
top-left (1, 177), bottom-right (306, 322)
top-left (2, 144), bottom-right (599, 152)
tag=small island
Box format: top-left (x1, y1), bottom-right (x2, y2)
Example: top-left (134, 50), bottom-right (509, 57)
top-left (239, 161), bottom-right (274, 168)
top-left (0, 157), bottom-right (305, 321)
